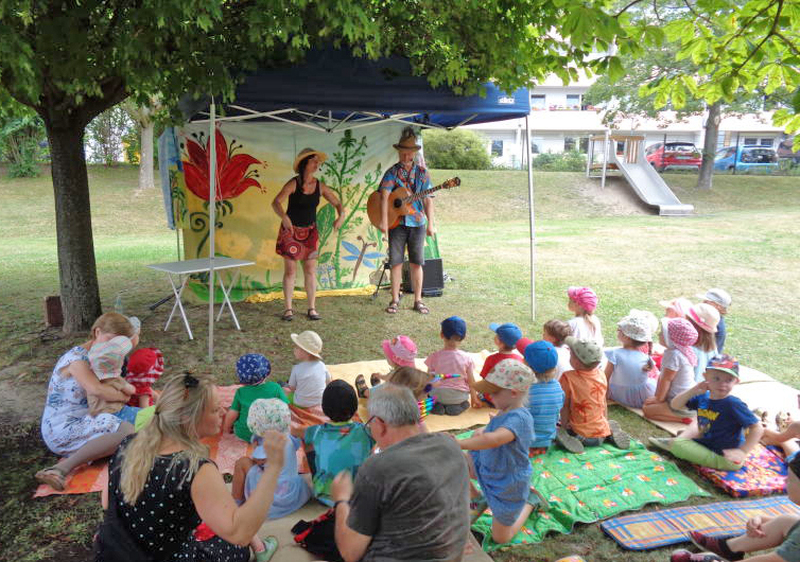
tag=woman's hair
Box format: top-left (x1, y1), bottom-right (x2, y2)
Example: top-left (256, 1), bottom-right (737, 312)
top-left (90, 312), bottom-right (135, 339)
top-left (322, 380), bottom-right (358, 422)
top-left (385, 366), bottom-right (432, 400)
top-left (297, 155), bottom-right (314, 182)
top-left (543, 319), bottom-right (571, 346)
top-left (119, 373), bottom-right (215, 505)
top-left (687, 318), bottom-right (716, 352)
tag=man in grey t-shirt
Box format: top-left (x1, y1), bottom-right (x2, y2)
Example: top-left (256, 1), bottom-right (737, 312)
top-left (332, 384), bottom-right (469, 562)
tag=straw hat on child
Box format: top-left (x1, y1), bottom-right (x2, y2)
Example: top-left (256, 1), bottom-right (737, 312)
top-left (291, 330), bottom-right (323, 359)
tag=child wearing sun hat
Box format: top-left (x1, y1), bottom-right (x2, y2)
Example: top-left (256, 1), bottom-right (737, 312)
top-left (354, 335), bottom-right (418, 399)
top-left (224, 353), bottom-right (287, 443)
top-left (697, 288), bottom-right (732, 353)
top-left (604, 314), bottom-right (657, 409)
top-left (283, 331), bottom-right (330, 409)
top-left (687, 302), bottom-right (721, 382)
top-left (523, 340), bottom-right (564, 450)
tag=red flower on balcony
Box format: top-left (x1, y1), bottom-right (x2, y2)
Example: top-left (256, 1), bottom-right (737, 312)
top-left (182, 129), bottom-right (267, 201)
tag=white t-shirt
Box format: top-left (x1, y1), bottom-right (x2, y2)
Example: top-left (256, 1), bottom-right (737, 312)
top-left (288, 360), bottom-right (331, 408)
top-left (660, 348), bottom-right (695, 401)
top-left (554, 345), bottom-right (571, 380)
top-left (568, 315), bottom-right (604, 348)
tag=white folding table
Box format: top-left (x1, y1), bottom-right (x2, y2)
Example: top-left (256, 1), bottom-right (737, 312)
top-left (147, 257), bottom-right (255, 340)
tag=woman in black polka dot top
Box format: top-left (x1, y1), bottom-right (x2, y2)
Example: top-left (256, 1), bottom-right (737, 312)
top-left (96, 373), bottom-right (287, 561)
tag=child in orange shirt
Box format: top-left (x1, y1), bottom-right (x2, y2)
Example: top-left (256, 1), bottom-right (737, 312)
top-left (557, 336), bottom-right (630, 454)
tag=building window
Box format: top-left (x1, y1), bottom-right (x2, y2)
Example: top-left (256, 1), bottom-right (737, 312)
top-left (564, 137), bottom-right (576, 152)
top-left (491, 140), bottom-right (503, 157)
top-left (579, 137), bottom-right (589, 153)
top-left (743, 137), bottom-right (758, 145)
top-left (566, 94), bottom-right (581, 109)
top-left (531, 94), bottom-right (546, 110)
top-left (760, 138), bottom-right (773, 147)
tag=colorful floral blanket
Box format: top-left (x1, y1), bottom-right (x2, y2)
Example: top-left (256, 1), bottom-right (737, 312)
top-left (463, 438), bottom-right (711, 552)
top-left (695, 444), bottom-right (787, 498)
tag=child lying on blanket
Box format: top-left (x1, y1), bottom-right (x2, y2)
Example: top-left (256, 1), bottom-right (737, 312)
top-left (649, 355), bottom-right (763, 471)
top-left (671, 453), bottom-right (800, 562)
top-left (354, 335), bottom-right (418, 399)
top-left (458, 359), bottom-right (549, 544)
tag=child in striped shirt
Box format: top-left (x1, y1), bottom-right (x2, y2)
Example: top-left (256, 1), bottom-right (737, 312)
top-left (523, 340), bottom-right (564, 450)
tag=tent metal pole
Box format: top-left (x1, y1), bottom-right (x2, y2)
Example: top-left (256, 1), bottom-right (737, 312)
top-left (525, 115), bottom-right (535, 321)
top-left (208, 97), bottom-right (216, 362)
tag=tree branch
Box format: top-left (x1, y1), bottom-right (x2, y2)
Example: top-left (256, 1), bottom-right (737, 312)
top-left (731, 0), bottom-right (784, 75)
top-left (614, 0), bottom-right (648, 18)
top-left (682, 0), bottom-right (714, 26)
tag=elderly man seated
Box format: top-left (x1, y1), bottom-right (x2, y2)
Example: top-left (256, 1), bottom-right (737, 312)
top-left (332, 383), bottom-right (470, 561)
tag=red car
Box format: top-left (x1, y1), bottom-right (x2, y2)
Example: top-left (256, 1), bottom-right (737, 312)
top-left (645, 142), bottom-right (702, 172)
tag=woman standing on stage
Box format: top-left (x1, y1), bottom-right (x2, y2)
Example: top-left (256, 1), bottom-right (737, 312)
top-left (272, 148), bottom-right (344, 321)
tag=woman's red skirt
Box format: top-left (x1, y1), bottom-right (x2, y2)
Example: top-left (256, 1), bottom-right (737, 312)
top-left (275, 224), bottom-right (319, 261)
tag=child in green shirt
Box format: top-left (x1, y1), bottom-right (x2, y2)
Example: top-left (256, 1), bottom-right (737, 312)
top-left (224, 353), bottom-right (288, 442)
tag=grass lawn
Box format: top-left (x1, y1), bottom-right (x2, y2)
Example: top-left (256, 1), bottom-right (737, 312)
top-left (1, 164), bottom-right (799, 561)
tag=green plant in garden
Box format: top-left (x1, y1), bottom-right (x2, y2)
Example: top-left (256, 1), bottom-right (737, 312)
top-left (422, 128), bottom-right (492, 170)
top-left (0, 105), bottom-right (45, 177)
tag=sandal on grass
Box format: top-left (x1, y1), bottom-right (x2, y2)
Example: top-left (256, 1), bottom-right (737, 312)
top-left (281, 309), bottom-right (294, 322)
top-left (385, 300), bottom-right (399, 314)
top-left (413, 300), bottom-right (430, 315)
top-left (307, 308), bottom-right (321, 321)
top-left (355, 375), bottom-right (369, 399)
top-left (35, 466), bottom-right (66, 491)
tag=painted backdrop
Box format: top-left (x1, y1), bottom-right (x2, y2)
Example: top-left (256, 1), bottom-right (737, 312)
top-left (161, 121), bottom-right (437, 302)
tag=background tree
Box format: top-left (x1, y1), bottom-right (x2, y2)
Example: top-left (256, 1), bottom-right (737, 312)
top-left (123, 98), bottom-right (163, 192)
top-left (0, 0), bottom-right (644, 331)
top-left (86, 106), bottom-right (133, 165)
top-left (422, 129), bottom-right (492, 169)
top-left (0, 100), bottom-right (45, 177)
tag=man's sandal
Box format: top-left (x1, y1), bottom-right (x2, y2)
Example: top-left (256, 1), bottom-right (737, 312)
top-left (307, 308), bottom-right (321, 321)
top-left (386, 300), bottom-right (399, 314)
top-left (35, 466), bottom-right (66, 491)
top-left (281, 309), bottom-right (294, 322)
top-left (413, 301), bottom-right (430, 315)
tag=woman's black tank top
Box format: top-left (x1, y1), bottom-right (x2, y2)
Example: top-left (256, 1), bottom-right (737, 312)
top-left (287, 177), bottom-right (321, 227)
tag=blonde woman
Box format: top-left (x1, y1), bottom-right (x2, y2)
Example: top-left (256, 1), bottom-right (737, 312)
top-left (96, 373), bottom-right (286, 561)
top-left (36, 312), bottom-right (139, 491)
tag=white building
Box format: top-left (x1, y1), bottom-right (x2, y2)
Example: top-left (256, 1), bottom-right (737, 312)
top-left (466, 74), bottom-right (788, 168)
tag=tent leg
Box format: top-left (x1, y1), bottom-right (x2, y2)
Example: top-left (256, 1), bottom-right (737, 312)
top-left (208, 98), bottom-right (216, 362)
top-left (525, 116), bottom-right (535, 321)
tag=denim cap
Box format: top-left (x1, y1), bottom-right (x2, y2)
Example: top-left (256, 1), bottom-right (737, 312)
top-left (441, 316), bottom-right (467, 339)
top-left (236, 353), bottom-right (271, 385)
top-left (489, 322), bottom-right (523, 348)
top-left (523, 340), bottom-right (559, 374)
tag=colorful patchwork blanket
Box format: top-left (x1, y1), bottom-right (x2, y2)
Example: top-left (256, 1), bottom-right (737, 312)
top-left (695, 444), bottom-right (787, 498)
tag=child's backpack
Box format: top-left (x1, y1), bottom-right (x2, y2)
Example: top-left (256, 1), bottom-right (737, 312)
top-left (291, 508), bottom-right (344, 562)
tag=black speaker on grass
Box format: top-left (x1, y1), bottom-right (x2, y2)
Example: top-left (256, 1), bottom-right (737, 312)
top-left (402, 258), bottom-right (444, 297)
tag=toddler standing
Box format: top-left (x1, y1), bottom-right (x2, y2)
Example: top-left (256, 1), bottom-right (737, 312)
top-left (604, 314), bottom-right (656, 408)
top-left (697, 288), bottom-right (731, 354)
top-left (460, 360), bottom-right (549, 544)
top-left (425, 316), bottom-right (479, 416)
top-left (542, 319), bottom-right (572, 380)
top-left (523, 341), bottom-right (564, 450)
top-left (557, 337), bottom-right (629, 454)
top-left (643, 318), bottom-right (698, 424)
top-left (284, 330), bottom-right (330, 408)
top-left (224, 353), bottom-right (287, 443)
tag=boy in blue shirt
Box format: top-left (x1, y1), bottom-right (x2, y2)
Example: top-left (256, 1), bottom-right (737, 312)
top-left (649, 355), bottom-right (762, 471)
top-left (524, 340), bottom-right (564, 451)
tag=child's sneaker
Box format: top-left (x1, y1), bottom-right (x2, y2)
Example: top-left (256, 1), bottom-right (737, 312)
top-left (689, 531), bottom-right (743, 561)
top-left (255, 536), bottom-right (278, 562)
top-left (648, 436), bottom-right (674, 452)
top-left (608, 420), bottom-right (631, 449)
top-left (444, 401), bottom-right (470, 416)
top-left (556, 427), bottom-right (585, 454)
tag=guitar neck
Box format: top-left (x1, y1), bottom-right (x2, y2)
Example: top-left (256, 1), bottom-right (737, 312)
top-left (403, 182), bottom-right (452, 203)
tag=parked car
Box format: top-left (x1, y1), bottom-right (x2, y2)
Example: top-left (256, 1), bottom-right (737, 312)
top-left (713, 145), bottom-right (779, 172)
top-left (645, 142), bottom-right (702, 172)
top-left (777, 138), bottom-right (800, 163)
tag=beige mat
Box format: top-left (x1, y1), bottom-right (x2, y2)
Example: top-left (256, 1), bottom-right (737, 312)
top-left (619, 365), bottom-right (799, 436)
top-left (263, 502), bottom-right (491, 562)
top-left (328, 352), bottom-right (496, 433)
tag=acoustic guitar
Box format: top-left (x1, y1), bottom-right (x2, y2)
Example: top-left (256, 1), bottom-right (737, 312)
top-left (366, 177), bottom-right (460, 230)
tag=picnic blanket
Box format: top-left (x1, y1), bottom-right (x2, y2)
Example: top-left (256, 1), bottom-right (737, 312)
top-left (464, 438), bottom-right (710, 552)
top-left (601, 495), bottom-right (800, 550)
top-left (694, 444), bottom-right (788, 498)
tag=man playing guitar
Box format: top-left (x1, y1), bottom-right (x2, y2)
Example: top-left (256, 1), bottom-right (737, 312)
top-left (379, 128), bottom-right (435, 315)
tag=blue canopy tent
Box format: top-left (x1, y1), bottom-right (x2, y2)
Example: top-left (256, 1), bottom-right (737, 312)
top-left (179, 49), bottom-right (536, 359)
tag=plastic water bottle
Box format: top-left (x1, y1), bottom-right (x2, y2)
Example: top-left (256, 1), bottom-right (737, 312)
top-left (114, 294), bottom-right (124, 314)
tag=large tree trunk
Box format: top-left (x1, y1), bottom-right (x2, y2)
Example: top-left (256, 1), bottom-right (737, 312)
top-left (45, 122), bottom-right (102, 332)
top-left (138, 120), bottom-right (155, 191)
top-left (697, 102), bottom-right (722, 190)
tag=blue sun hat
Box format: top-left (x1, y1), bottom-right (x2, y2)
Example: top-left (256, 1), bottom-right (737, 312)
top-left (236, 353), bottom-right (271, 385)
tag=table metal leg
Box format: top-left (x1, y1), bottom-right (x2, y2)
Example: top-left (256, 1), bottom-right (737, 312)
top-left (216, 270), bottom-right (242, 330)
top-left (164, 273), bottom-right (193, 340)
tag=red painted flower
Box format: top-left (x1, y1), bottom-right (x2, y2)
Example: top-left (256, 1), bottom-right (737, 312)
top-left (182, 129), bottom-right (266, 201)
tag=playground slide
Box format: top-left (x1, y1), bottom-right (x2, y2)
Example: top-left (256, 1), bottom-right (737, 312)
top-left (609, 151), bottom-right (694, 216)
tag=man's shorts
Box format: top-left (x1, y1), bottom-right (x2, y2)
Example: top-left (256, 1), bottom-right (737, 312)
top-left (388, 224), bottom-right (426, 266)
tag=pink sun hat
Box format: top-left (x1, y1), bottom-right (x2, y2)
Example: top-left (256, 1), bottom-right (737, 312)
top-left (382, 335), bottom-right (418, 368)
top-left (568, 286), bottom-right (598, 313)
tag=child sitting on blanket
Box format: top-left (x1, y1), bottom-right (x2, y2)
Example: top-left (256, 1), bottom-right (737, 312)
top-left (567, 286), bottom-right (604, 349)
top-left (224, 353), bottom-right (288, 443)
top-left (556, 336), bottom-right (630, 454)
top-left (354, 335), bottom-right (417, 399)
top-left (304, 380), bottom-right (374, 506)
top-left (232, 399), bottom-right (311, 525)
top-left (87, 335), bottom-right (139, 425)
top-left (649, 355), bottom-right (763, 471)
top-left (697, 287), bottom-right (731, 354)
top-left (542, 319), bottom-right (572, 380)
top-left (459, 359), bottom-right (550, 544)
top-left (283, 331), bottom-right (330, 409)
top-left (643, 318), bottom-right (698, 425)
top-left (124, 347), bottom-right (164, 408)
top-left (762, 412), bottom-right (800, 461)
top-left (670, 449), bottom-right (800, 562)
top-left (604, 313), bottom-right (656, 409)
top-left (477, 322), bottom-right (524, 406)
top-left (523, 341), bottom-right (564, 451)
top-left (425, 316), bottom-right (479, 416)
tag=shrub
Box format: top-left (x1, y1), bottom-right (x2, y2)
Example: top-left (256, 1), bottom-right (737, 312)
top-left (422, 129), bottom-right (492, 170)
top-left (532, 150), bottom-right (587, 171)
